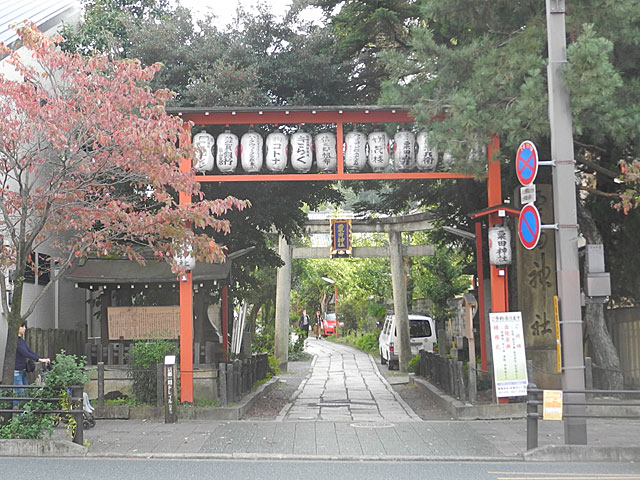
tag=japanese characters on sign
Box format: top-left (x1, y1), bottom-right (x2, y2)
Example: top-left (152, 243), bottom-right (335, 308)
top-left (330, 219), bottom-right (352, 258)
top-left (488, 226), bottom-right (512, 265)
top-left (543, 389), bottom-right (563, 420)
top-left (489, 312), bottom-right (528, 397)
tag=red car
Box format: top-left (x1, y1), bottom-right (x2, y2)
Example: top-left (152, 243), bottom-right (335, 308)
top-left (322, 313), bottom-right (343, 336)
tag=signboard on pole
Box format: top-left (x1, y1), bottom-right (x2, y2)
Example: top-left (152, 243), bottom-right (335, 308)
top-left (543, 390), bottom-right (563, 420)
top-left (516, 140), bottom-right (539, 186)
top-left (520, 185), bottom-right (536, 205)
top-left (330, 219), bottom-right (352, 258)
top-left (489, 312), bottom-right (528, 397)
top-left (518, 203), bottom-right (541, 250)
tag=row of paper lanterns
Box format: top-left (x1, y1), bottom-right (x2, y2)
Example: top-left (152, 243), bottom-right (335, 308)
top-left (192, 129), bottom-right (443, 174)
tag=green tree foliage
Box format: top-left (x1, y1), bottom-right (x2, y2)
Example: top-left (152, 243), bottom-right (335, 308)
top-left (360, 0), bottom-right (640, 304)
top-left (413, 246), bottom-right (471, 330)
top-left (127, 340), bottom-right (178, 404)
top-left (59, 0), bottom-right (173, 57)
top-left (307, 0), bottom-right (420, 102)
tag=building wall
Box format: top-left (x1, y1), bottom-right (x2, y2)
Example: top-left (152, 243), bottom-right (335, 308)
top-left (0, 2), bottom-right (82, 374)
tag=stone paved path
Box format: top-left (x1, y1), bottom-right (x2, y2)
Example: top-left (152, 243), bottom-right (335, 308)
top-left (278, 338), bottom-right (420, 422)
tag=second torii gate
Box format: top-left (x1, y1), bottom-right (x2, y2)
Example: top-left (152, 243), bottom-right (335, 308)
top-left (275, 212), bottom-right (436, 373)
top-left (170, 105), bottom-right (506, 402)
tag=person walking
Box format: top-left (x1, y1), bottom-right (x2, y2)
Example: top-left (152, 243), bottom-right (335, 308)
top-left (298, 309), bottom-right (310, 338)
top-left (14, 322), bottom-right (50, 404)
top-left (312, 310), bottom-right (323, 339)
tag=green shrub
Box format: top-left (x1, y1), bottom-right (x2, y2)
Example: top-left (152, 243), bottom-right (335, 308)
top-left (267, 353), bottom-right (280, 377)
top-left (354, 333), bottom-right (379, 354)
top-left (43, 351), bottom-right (92, 394)
top-left (0, 351), bottom-right (88, 440)
top-left (409, 354), bottom-right (421, 374)
top-left (127, 339), bottom-right (178, 404)
top-left (0, 407), bottom-right (55, 439)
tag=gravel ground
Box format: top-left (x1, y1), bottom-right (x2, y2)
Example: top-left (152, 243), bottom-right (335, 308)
top-left (243, 352), bottom-right (453, 421)
top-left (242, 359), bottom-right (313, 420)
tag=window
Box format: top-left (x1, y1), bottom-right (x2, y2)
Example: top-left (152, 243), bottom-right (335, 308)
top-left (38, 253), bottom-right (51, 285)
top-left (24, 252), bottom-right (35, 284)
top-left (409, 320), bottom-right (433, 338)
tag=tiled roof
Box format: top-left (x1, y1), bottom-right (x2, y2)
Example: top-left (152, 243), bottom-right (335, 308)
top-left (0, 0), bottom-right (79, 47)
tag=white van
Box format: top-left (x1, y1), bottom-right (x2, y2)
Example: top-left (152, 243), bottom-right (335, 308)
top-left (378, 313), bottom-right (436, 369)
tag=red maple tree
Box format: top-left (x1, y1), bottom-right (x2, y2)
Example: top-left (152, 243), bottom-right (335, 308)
top-left (0, 24), bottom-right (247, 383)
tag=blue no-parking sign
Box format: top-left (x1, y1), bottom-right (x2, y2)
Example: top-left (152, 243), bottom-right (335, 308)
top-left (518, 203), bottom-right (541, 250)
top-left (516, 140), bottom-right (538, 186)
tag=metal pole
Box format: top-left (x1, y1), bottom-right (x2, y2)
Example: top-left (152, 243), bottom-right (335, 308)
top-left (274, 235), bottom-right (292, 371)
top-left (546, 0), bottom-right (587, 444)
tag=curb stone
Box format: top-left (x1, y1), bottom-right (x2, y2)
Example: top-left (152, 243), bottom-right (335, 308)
top-left (0, 439), bottom-right (87, 457)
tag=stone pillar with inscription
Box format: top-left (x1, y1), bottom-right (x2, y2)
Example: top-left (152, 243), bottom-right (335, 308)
top-left (516, 184), bottom-right (562, 389)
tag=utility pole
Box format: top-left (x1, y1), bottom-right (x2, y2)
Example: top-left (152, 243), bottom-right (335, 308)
top-left (546, 0), bottom-right (587, 444)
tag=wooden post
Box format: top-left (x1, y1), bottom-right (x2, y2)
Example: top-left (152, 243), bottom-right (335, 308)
top-left (219, 363), bottom-right (227, 406)
top-left (164, 357), bottom-right (178, 424)
top-left (97, 362), bottom-right (105, 407)
top-left (156, 363), bottom-right (164, 408)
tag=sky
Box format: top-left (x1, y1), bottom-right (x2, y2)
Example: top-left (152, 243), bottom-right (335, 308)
top-left (176, 0), bottom-right (300, 27)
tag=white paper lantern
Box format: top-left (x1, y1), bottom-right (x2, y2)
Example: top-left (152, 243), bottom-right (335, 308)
top-left (265, 132), bottom-right (288, 172)
top-left (393, 130), bottom-right (416, 171)
top-left (240, 130), bottom-right (264, 173)
top-left (173, 244), bottom-right (196, 270)
top-left (216, 130), bottom-right (238, 173)
top-left (367, 131), bottom-right (389, 172)
top-left (488, 226), bottom-right (512, 265)
top-left (468, 141), bottom-right (486, 163)
top-left (344, 131), bottom-right (367, 172)
top-left (442, 151), bottom-right (454, 170)
top-left (192, 132), bottom-right (215, 172)
top-left (416, 131), bottom-right (438, 171)
top-left (314, 132), bottom-right (337, 173)
top-left (290, 131), bottom-right (313, 173)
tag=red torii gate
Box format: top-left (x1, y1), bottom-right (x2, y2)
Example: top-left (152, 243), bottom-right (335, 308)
top-left (169, 105), bottom-right (507, 402)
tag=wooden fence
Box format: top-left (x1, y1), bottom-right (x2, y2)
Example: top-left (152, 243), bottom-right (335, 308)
top-left (418, 350), bottom-right (492, 403)
top-left (84, 341), bottom-right (223, 366)
top-left (93, 352), bottom-right (269, 407)
top-left (218, 353), bottom-right (269, 405)
top-left (25, 328), bottom-right (85, 360)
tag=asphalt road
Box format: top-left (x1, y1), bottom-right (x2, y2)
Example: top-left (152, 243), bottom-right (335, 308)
top-left (13, 458), bottom-right (640, 480)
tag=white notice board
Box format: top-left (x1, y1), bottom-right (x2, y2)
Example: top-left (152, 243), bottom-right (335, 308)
top-left (489, 312), bottom-right (528, 397)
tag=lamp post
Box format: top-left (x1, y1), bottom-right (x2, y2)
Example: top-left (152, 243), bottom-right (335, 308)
top-left (321, 277), bottom-right (338, 338)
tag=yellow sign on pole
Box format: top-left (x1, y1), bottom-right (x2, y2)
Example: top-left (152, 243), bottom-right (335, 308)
top-left (543, 389), bottom-right (563, 421)
top-left (554, 295), bottom-right (561, 373)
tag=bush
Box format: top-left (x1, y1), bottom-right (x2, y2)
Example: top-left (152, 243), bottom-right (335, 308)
top-left (0, 408), bottom-right (55, 439)
top-left (127, 339), bottom-right (178, 404)
top-left (0, 351), bottom-right (89, 440)
top-left (43, 350), bottom-right (92, 394)
top-left (354, 333), bottom-right (379, 354)
top-left (409, 354), bottom-right (420, 374)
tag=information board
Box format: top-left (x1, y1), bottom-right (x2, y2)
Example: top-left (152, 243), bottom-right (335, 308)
top-left (489, 311), bottom-right (529, 397)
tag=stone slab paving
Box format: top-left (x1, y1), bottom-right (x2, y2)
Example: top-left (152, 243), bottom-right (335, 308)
top-left (82, 338), bottom-right (640, 460)
top-left (85, 416), bottom-right (640, 459)
top-left (280, 338), bottom-right (419, 422)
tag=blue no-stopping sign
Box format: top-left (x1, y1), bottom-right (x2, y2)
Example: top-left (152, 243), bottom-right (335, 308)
top-left (518, 203), bottom-right (541, 250)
